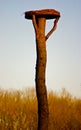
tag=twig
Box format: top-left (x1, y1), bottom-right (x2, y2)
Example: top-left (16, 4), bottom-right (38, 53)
top-left (45, 17), bottom-right (59, 41)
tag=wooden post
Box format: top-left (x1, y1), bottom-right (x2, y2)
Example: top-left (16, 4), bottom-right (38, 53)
top-left (25, 9), bottom-right (60, 130)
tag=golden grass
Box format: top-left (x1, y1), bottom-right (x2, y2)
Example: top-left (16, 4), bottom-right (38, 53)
top-left (0, 87), bottom-right (81, 130)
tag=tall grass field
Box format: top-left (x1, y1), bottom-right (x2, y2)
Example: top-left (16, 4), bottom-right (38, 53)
top-left (0, 87), bottom-right (81, 130)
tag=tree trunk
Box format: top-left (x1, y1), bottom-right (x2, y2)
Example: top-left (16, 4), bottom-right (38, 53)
top-left (35, 18), bottom-right (49, 130)
top-left (25, 9), bottom-right (60, 130)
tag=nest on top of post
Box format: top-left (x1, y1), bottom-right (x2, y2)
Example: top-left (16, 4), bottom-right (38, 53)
top-left (25, 9), bottom-right (60, 20)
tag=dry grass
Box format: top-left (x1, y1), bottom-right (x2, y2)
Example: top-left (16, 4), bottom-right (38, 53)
top-left (0, 87), bottom-right (81, 130)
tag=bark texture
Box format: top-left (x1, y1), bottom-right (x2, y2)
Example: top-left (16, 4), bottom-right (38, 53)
top-left (32, 15), bottom-right (59, 130)
top-left (35, 18), bottom-right (49, 130)
top-left (25, 9), bottom-right (60, 130)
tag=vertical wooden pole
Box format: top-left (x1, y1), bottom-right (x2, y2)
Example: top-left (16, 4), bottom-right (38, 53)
top-left (35, 18), bottom-right (49, 130)
top-left (25, 9), bottom-right (60, 130)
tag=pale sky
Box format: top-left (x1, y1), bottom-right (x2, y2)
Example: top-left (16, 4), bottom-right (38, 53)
top-left (0, 0), bottom-right (81, 98)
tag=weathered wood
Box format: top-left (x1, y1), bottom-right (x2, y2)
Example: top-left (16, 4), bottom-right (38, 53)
top-left (25, 9), bottom-right (60, 20)
top-left (24, 8), bottom-right (60, 130)
top-left (35, 18), bottom-right (49, 130)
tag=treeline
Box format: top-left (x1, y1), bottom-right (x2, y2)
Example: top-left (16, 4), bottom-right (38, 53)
top-left (0, 87), bottom-right (81, 130)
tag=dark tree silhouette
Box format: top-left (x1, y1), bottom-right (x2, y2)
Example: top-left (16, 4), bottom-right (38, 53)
top-left (25, 9), bottom-right (60, 130)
